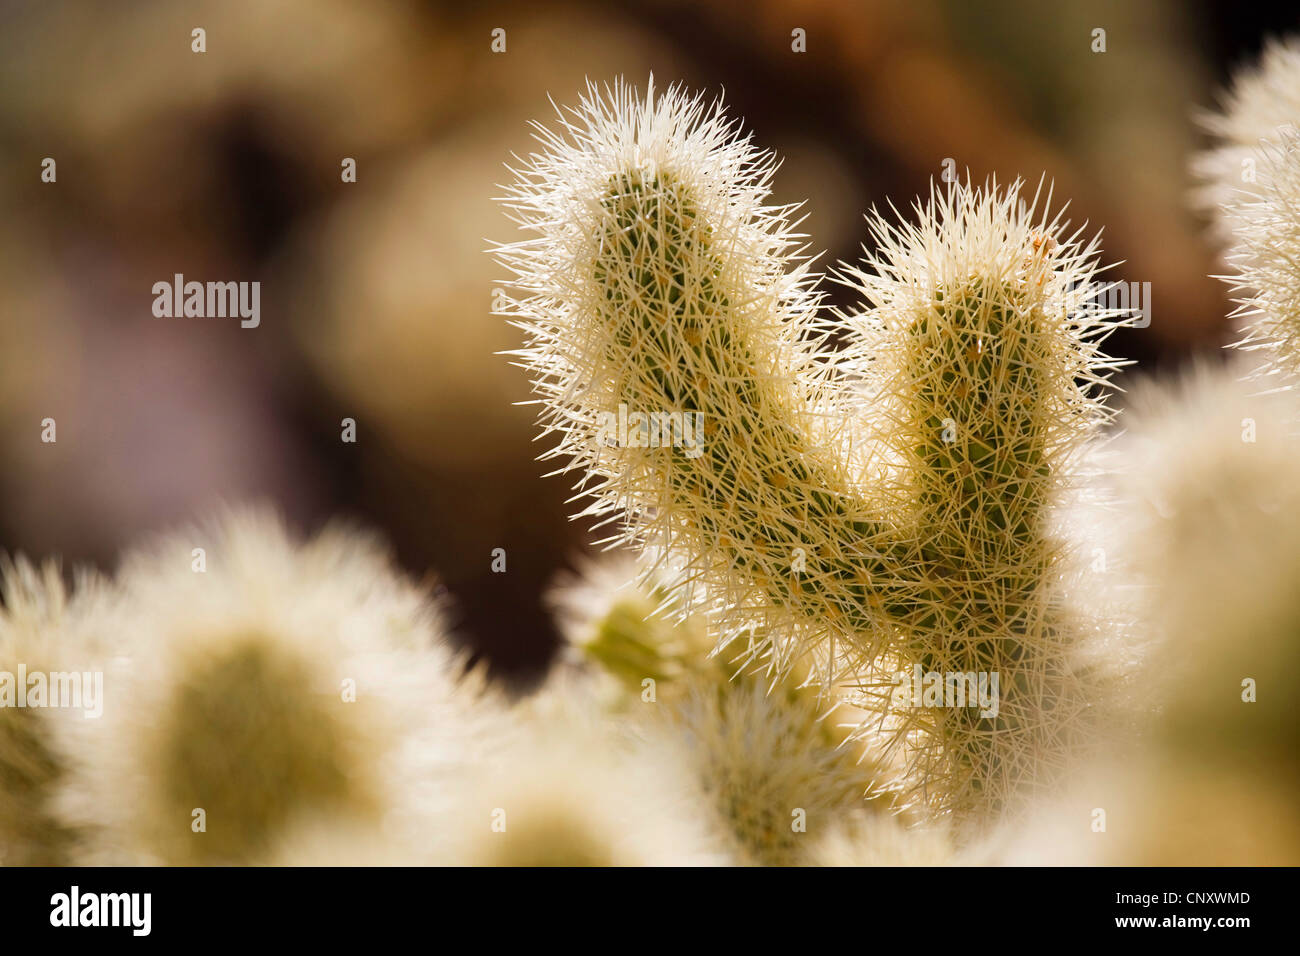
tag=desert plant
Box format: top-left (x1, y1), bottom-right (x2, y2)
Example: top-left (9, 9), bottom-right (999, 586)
top-left (1120, 368), bottom-right (1300, 800)
top-left (548, 554), bottom-right (891, 864)
top-left (547, 553), bottom-right (715, 703)
top-left (443, 711), bottom-right (724, 866)
top-left (56, 509), bottom-right (498, 864)
top-left (0, 558), bottom-right (112, 865)
top-left (494, 78), bottom-right (1133, 828)
top-left (1195, 39), bottom-right (1300, 386)
top-left (1219, 127), bottom-right (1300, 387)
top-left (1007, 37), bottom-right (1300, 864)
top-left (1002, 365), bottom-right (1300, 866)
top-left (1193, 36), bottom-right (1300, 242)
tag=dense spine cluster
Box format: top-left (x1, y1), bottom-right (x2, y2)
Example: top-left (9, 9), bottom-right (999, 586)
top-left (495, 80), bottom-right (1131, 823)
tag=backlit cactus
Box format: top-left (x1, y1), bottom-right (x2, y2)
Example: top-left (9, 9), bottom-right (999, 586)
top-left (444, 716), bottom-right (723, 866)
top-left (547, 553), bottom-right (714, 704)
top-left (1123, 369), bottom-right (1300, 778)
top-left (1197, 39), bottom-right (1300, 385)
top-left (835, 182), bottom-right (1130, 820)
top-left (549, 554), bottom-right (890, 864)
top-left (1012, 364), bottom-right (1300, 866)
top-left (59, 509), bottom-right (497, 864)
top-left (495, 79), bottom-right (1132, 825)
top-left (667, 679), bottom-right (887, 865)
top-left (1193, 36), bottom-right (1300, 239)
top-left (0, 559), bottom-right (101, 865)
top-left (1221, 128), bottom-right (1300, 386)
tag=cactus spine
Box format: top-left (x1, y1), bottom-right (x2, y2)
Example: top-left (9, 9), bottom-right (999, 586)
top-left (496, 79), bottom-right (1131, 824)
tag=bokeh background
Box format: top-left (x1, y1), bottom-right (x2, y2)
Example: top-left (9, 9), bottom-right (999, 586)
top-left (2, 0), bottom-right (1297, 684)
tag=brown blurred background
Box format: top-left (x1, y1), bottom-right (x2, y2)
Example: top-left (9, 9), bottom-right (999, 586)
top-left (2, 0), bottom-right (1297, 684)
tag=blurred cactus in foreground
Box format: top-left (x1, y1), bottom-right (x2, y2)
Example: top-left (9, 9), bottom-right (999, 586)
top-left (18, 510), bottom-right (500, 865)
top-left (0, 560), bottom-right (111, 865)
top-left (811, 813), bottom-right (969, 867)
top-left (1121, 370), bottom-right (1300, 861)
top-left (666, 679), bottom-right (886, 865)
top-left (444, 714), bottom-right (723, 866)
top-left (495, 79), bottom-right (1132, 828)
top-left (1006, 364), bottom-right (1300, 865)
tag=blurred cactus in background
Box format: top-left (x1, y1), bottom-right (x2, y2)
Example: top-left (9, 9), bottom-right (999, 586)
top-left (495, 79), bottom-right (1133, 831)
top-left (1091, 41), bottom-right (1300, 860)
top-left (1196, 39), bottom-right (1300, 385)
top-left (547, 554), bottom-right (715, 706)
top-left (1222, 128), bottom-right (1300, 386)
top-left (1193, 37), bottom-right (1300, 244)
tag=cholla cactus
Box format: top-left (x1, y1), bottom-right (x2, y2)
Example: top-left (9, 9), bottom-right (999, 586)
top-left (1040, 364), bottom-right (1300, 865)
top-left (665, 679), bottom-right (887, 865)
top-left (549, 554), bottom-right (889, 864)
top-left (261, 818), bottom-right (420, 867)
top-left (60, 509), bottom-right (496, 865)
top-left (835, 181), bottom-right (1132, 822)
top-left (548, 553), bottom-right (714, 702)
top-left (1195, 38), bottom-right (1300, 384)
top-left (1193, 36), bottom-right (1300, 238)
top-left (444, 718), bottom-right (723, 866)
top-left (0, 697), bottom-right (68, 865)
top-left (1221, 128), bottom-right (1300, 385)
top-left (495, 79), bottom-right (1131, 825)
top-left (0, 559), bottom-right (112, 865)
top-left (811, 813), bottom-right (962, 867)
top-left (1119, 368), bottom-right (1300, 782)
